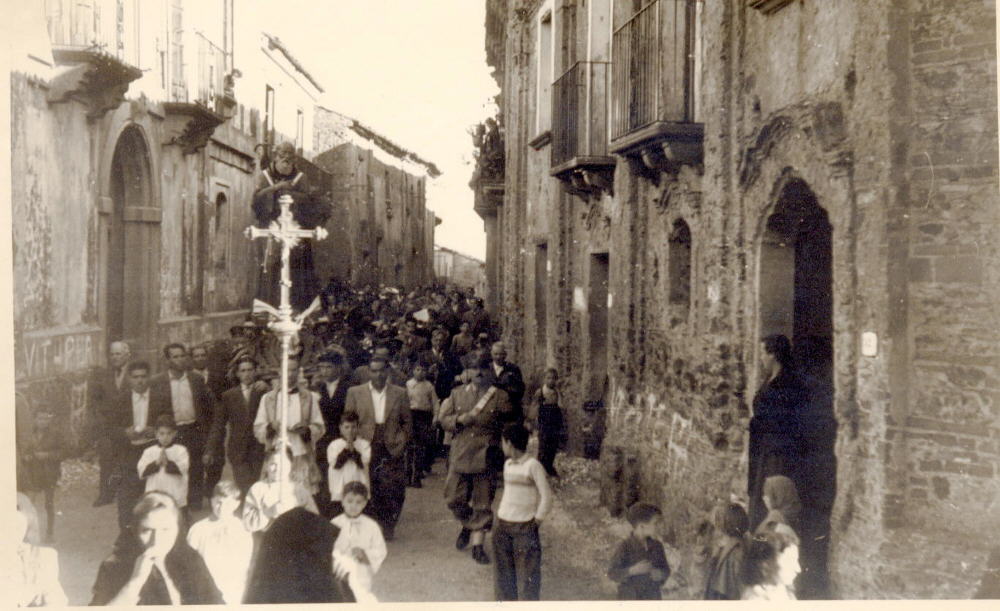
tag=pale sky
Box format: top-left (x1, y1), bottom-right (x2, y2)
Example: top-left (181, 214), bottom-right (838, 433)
top-left (245, 0), bottom-right (498, 260)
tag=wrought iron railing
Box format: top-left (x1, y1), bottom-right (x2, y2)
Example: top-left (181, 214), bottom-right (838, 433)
top-left (610, 0), bottom-right (701, 142)
top-left (551, 61), bottom-right (611, 170)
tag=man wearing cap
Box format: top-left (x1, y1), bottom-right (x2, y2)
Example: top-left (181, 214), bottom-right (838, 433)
top-left (439, 355), bottom-right (513, 565)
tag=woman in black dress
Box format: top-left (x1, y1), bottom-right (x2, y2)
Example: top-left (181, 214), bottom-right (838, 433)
top-left (748, 334), bottom-right (808, 529)
top-left (91, 492), bottom-right (223, 605)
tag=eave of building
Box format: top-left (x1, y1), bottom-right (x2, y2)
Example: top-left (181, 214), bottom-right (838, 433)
top-left (315, 105), bottom-right (442, 179)
top-left (262, 33), bottom-right (325, 94)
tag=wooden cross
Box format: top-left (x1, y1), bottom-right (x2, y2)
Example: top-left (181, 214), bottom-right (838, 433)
top-left (245, 193), bottom-right (328, 496)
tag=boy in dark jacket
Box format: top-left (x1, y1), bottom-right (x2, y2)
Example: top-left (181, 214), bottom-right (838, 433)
top-left (608, 502), bottom-right (671, 599)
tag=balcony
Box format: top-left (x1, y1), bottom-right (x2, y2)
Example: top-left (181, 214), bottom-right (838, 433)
top-left (163, 32), bottom-right (236, 155)
top-left (191, 31), bottom-right (236, 118)
top-left (610, 0), bottom-right (703, 173)
top-left (470, 116), bottom-right (505, 219)
top-left (44, 0), bottom-right (142, 118)
top-left (551, 61), bottom-right (615, 198)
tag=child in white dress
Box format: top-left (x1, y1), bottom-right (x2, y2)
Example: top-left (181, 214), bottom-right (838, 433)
top-left (326, 411), bottom-right (371, 517)
top-left (187, 481), bottom-right (253, 604)
top-left (137, 415), bottom-right (189, 509)
top-left (330, 481), bottom-right (386, 593)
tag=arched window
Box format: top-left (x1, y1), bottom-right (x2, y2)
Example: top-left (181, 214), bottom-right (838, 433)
top-left (668, 218), bottom-right (692, 317)
top-left (212, 192), bottom-right (229, 270)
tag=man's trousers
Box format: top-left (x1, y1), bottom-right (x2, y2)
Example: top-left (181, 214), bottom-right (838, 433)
top-left (493, 519), bottom-right (542, 600)
top-left (445, 470), bottom-right (497, 532)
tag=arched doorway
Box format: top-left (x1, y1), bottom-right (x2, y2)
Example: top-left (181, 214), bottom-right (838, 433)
top-left (106, 126), bottom-right (161, 361)
top-left (757, 178), bottom-right (835, 598)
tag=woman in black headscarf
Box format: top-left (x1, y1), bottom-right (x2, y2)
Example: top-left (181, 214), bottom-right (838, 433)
top-left (747, 334), bottom-right (808, 529)
top-left (90, 492), bottom-right (223, 605)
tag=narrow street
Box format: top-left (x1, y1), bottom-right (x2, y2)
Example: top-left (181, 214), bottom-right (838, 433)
top-left (52, 453), bottom-right (607, 603)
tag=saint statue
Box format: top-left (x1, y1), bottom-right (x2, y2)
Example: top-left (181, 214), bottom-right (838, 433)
top-left (252, 142), bottom-right (333, 311)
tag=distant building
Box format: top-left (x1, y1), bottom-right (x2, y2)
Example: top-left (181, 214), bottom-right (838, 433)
top-left (313, 106), bottom-right (441, 289)
top-left (434, 247), bottom-right (486, 295)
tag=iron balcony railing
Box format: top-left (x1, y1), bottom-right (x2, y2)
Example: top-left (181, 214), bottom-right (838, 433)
top-left (610, 0), bottom-right (702, 142)
top-left (551, 61), bottom-right (611, 171)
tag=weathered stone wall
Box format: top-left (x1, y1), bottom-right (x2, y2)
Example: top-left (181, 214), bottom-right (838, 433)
top-left (11, 74), bottom-right (260, 448)
top-left (486, 0), bottom-right (998, 598)
top-left (312, 142), bottom-right (435, 289)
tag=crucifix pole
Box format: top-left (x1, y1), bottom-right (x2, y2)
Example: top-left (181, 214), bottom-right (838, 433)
top-left (246, 192), bottom-right (328, 500)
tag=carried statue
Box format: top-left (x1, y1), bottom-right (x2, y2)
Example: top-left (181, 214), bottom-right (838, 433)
top-left (252, 141), bottom-right (333, 311)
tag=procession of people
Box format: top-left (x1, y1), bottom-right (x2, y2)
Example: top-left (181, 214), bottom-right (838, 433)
top-left (12, 134), bottom-right (847, 604)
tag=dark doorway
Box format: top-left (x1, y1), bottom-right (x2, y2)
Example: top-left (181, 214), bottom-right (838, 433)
top-left (535, 243), bottom-right (549, 351)
top-left (588, 252), bottom-right (610, 401)
top-left (758, 178), bottom-right (835, 598)
top-left (107, 126), bottom-right (160, 362)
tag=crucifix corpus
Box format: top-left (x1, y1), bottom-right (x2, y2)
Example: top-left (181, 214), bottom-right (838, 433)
top-left (245, 193), bottom-right (328, 497)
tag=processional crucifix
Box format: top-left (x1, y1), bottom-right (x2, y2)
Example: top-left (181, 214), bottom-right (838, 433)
top-left (245, 193), bottom-right (327, 497)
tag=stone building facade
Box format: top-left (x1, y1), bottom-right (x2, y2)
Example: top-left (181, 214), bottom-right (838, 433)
top-left (13, 1), bottom-right (335, 448)
top-left (313, 106), bottom-right (440, 289)
top-left (479, 0), bottom-right (998, 598)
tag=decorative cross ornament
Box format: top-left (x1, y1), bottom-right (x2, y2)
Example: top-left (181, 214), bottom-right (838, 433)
top-left (245, 193), bottom-right (328, 496)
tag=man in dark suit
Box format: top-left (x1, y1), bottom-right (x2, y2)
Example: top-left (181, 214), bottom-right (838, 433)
top-left (344, 357), bottom-right (412, 539)
top-left (439, 355), bottom-right (513, 565)
top-left (191, 342), bottom-right (229, 495)
top-left (489, 342), bottom-right (525, 424)
top-left (420, 329), bottom-right (463, 402)
top-left (111, 361), bottom-right (165, 531)
top-left (205, 356), bottom-right (266, 496)
top-left (312, 349), bottom-right (351, 516)
top-left (151, 343), bottom-right (214, 509)
top-left (191, 342), bottom-right (230, 400)
top-left (463, 298), bottom-right (490, 338)
top-left (88, 341), bottom-right (131, 506)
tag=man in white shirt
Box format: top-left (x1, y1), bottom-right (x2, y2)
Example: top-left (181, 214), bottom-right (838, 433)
top-left (344, 357), bottom-right (412, 539)
top-left (152, 343), bottom-right (214, 510)
top-left (115, 361), bottom-right (157, 531)
top-left (207, 357), bottom-right (267, 496)
top-left (253, 356), bottom-right (325, 459)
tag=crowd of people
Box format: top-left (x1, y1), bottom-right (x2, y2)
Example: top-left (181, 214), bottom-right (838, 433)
top-left (16, 281), bottom-right (999, 604)
top-left (16, 282), bottom-right (572, 604)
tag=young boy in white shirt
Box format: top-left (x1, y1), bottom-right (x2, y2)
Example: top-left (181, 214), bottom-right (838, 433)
top-left (138, 415), bottom-right (190, 512)
top-left (492, 423), bottom-right (553, 601)
top-left (331, 481), bottom-right (387, 594)
top-left (326, 411), bottom-right (371, 517)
